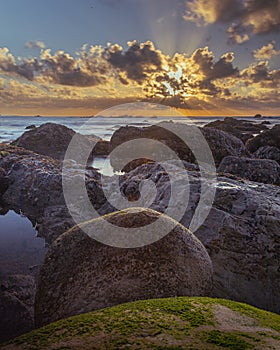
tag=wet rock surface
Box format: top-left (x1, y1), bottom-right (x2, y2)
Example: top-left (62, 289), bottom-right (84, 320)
top-left (110, 122), bottom-right (248, 170)
top-left (218, 156), bottom-right (280, 185)
top-left (206, 117), bottom-right (267, 143)
top-left (35, 208), bottom-right (213, 327)
top-left (246, 125), bottom-right (280, 153)
top-left (0, 144), bottom-right (106, 244)
top-left (254, 146), bottom-right (280, 165)
top-left (0, 275), bottom-right (35, 342)
top-left (12, 122), bottom-right (101, 161)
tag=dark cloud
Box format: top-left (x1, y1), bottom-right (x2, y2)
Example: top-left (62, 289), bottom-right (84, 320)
top-left (184, 0), bottom-right (280, 44)
top-left (0, 48), bottom-right (40, 80)
top-left (103, 41), bottom-right (165, 84)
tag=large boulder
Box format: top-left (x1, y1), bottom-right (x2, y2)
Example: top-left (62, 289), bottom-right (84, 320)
top-left (246, 125), bottom-right (280, 153)
top-left (110, 122), bottom-right (248, 171)
top-left (118, 162), bottom-right (280, 313)
top-left (206, 117), bottom-right (267, 143)
top-left (254, 146), bottom-right (280, 165)
top-left (0, 275), bottom-right (35, 342)
top-left (218, 156), bottom-right (280, 185)
top-left (12, 123), bottom-right (101, 161)
top-left (35, 208), bottom-right (213, 327)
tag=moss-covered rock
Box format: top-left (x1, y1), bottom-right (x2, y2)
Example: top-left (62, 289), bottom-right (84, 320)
top-left (2, 297), bottom-right (280, 349)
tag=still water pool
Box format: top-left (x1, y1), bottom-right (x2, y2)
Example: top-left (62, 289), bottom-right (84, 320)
top-left (0, 210), bottom-right (46, 276)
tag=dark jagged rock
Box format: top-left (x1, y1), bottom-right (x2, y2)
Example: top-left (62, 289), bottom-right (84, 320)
top-left (25, 125), bottom-right (36, 130)
top-left (205, 117), bottom-right (267, 143)
top-left (0, 144), bottom-right (106, 244)
top-left (246, 125), bottom-right (280, 153)
top-left (118, 162), bottom-right (280, 313)
top-left (0, 275), bottom-right (35, 342)
top-left (0, 167), bottom-right (10, 197)
top-left (218, 156), bottom-right (280, 185)
top-left (12, 123), bottom-right (101, 161)
top-left (254, 146), bottom-right (280, 165)
top-left (35, 208), bottom-right (213, 327)
top-left (110, 122), bottom-right (248, 170)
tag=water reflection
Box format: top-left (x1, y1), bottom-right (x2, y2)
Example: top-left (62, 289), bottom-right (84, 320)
top-left (0, 210), bottom-right (46, 276)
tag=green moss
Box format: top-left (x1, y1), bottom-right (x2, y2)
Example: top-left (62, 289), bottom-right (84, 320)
top-left (202, 330), bottom-right (254, 349)
top-left (0, 150), bottom-right (9, 158)
top-left (2, 297), bottom-right (280, 350)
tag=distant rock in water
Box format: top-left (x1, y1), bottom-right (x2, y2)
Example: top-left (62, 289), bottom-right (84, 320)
top-left (12, 123), bottom-right (101, 161)
top-left (254, 113), bottom-right (262, 118)
top-left (35, 208), bottom-right (213, 327)
top-left (205, 117), bottom-right (267, 143)
top-left (246, 125), bottom-right (280, 153)
top-left (254, 146), bottom-right (280, 165)
top-left (218, 156), bottom-right (280, 185)
top-left (25, 124), bottom-right (36, 130)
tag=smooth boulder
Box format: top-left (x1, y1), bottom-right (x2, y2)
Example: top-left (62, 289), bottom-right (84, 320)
top-left (12, 123), bottom-right (101, 161)
top-left (35, 208), bottom-right (213, 327)
top-left (119, 162), bottom-right (280, 313)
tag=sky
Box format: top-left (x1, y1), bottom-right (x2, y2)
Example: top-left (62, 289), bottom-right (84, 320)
top-left (0, 0), bottom-right (280, 116)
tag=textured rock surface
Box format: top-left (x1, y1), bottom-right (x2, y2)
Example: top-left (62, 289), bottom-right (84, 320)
top-left (254, 146), bottom-right (280, 165)
top-left (12, 123), bottom-right (101, 161)
top-left (0, 275), bottom-right (35, 342)
top-left (35, 208), bottom-right (213, 327)
top-left (110, 122), bottom-right (248, 170)
top-left (0, 167), bottom-right (9, 197)
top-left (206, 117), bottom-right (267, 143)
top-left (246, 125), bottom-right (280, 153)
top-left (218, 156), bottom-right (280, 185)
top-left (118, 162), bottom-right (280, 313)
top-left (0, 144), bottom-right (105, 244)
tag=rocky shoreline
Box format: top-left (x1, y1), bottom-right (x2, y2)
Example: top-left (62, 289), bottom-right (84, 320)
top-left (1, 117), bottom-right (280, 341)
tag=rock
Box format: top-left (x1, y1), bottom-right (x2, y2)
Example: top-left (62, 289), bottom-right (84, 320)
top-left (92, 140), bottom-right (110, 157)
top-left (12, 123), bottom-right (100, 161)
top-left (0, 167), bottom-right (10, 197)
top-left (35, 208), bottom-right (213, 326)
top-left (205, 117), bottom-right (267, 143)
top-left (218, 156), bottom-right (280, 185)
top-left (246, 125), bottom-right (280, 153)
top-left (6, 297), bottom-right (280, 350)
top-left (110, 122), bottom-right (248, 170)
top-left (119, 162), bottom-right (280, 313)
top-left (0, 275), bottom-right (35, 342)
top-left (254, 146), bottom-right (280, 165)
top-left (254, 114), bottom-right (262, 118)
top-left (0, 144), bottom-right (106, 244)
top-left (25, 125), bottom-right (36, 130)
top-left (201, 127), bottom-right (249, 166)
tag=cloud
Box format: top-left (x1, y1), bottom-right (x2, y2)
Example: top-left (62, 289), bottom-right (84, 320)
top-left (0, 47), bottom-right (40, 80)
top-left (184, 0), bottom-right (280, 44)
top-left (184, 0), bottom-right (243, 25)
top-left (1, 40), bottom-right (280, 112)
top-left (103, 40), bottom-right (168, 84)
top-left (25, 41), bottom-right (46, 49)
top-left (253, 41), bottom-right (280, 60)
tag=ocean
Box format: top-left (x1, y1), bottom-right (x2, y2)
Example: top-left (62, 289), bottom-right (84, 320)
top-left (1, 115), bottom-right (280, 144)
